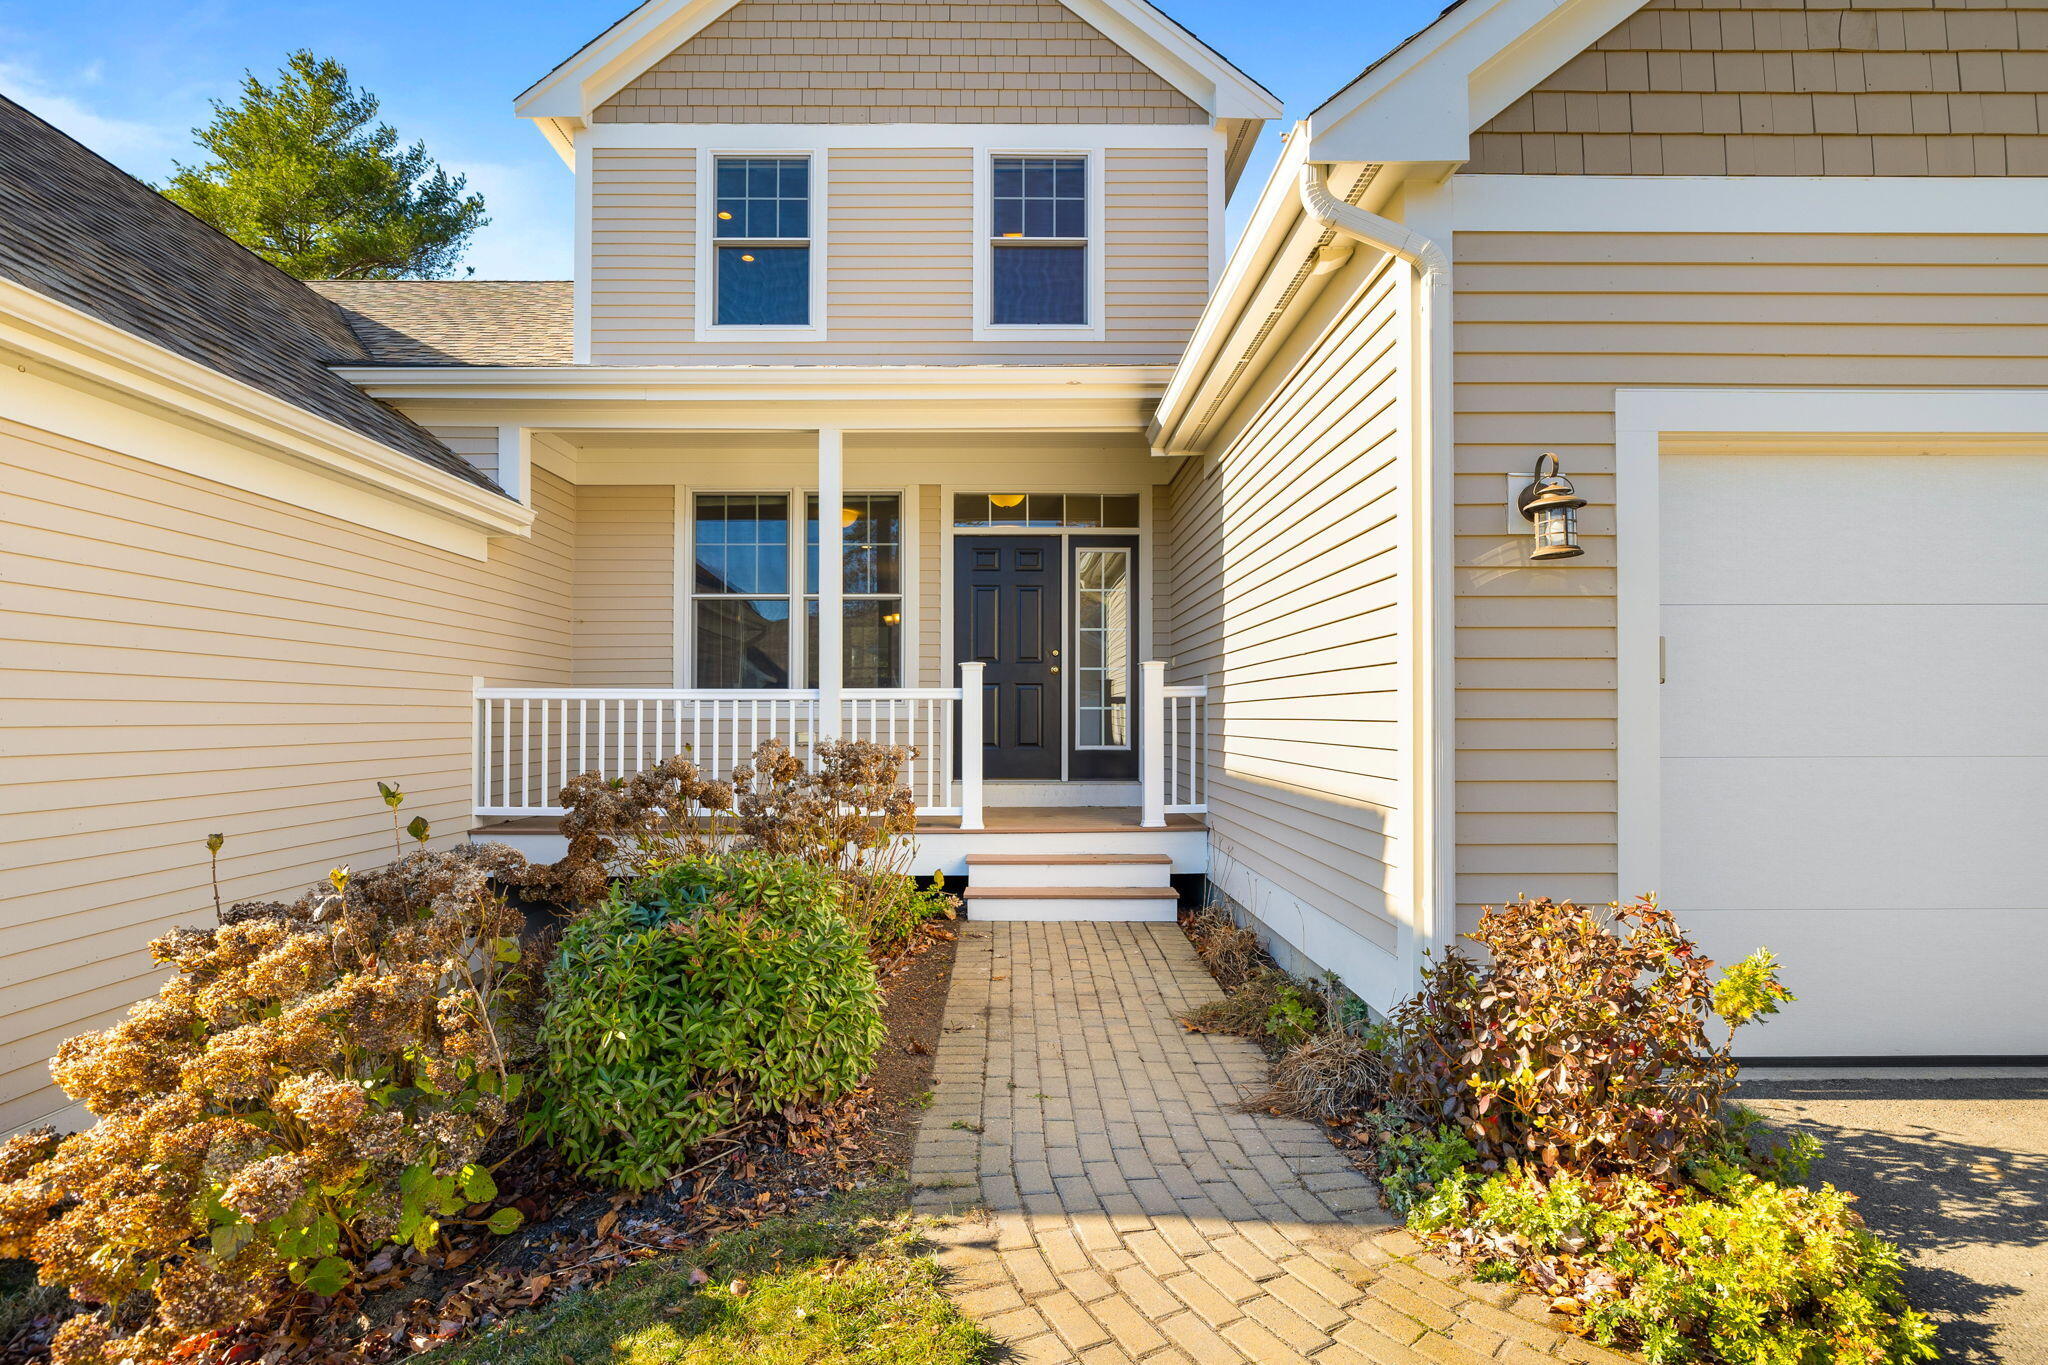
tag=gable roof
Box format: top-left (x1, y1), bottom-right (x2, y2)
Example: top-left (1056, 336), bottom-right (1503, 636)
top-left (516, 0), bottom-right (1281, 157)
top-left (0, 93), bottom-right (495, 491)
top-left (1300, 0), bottom-right (1647, 164)
top-left (312, 281), bottom-right (574, 366)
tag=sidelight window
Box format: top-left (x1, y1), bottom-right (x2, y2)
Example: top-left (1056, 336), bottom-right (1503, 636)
top-left (1074, 548), bottom-right (1131, 748)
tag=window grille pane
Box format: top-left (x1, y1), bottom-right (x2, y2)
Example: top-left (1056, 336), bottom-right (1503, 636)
top-left (694, 493), bottom-right (788, 594)
top-left (992, 245), bottom-right (1084, 325)
top-left (1074, 549), bottom-right (1131, 748)
top-left (713, 155), bottom-right (809, 240)
top-left (805, 600), bottom-right (904, 688)
top-left (695, 598), bottom-right (791, 688)
top-left (717, 245), bottom-right (809, 325)
top-left (805, 494), bottom-right (901, 595)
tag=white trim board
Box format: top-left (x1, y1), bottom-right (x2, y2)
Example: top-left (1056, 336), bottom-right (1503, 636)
top-left (1611, 387), bottom-right (2048, 902)
top-left (1413, 175), bottom-right (2048, 235)
top-left (579, 123), bottom-right (1224, 151)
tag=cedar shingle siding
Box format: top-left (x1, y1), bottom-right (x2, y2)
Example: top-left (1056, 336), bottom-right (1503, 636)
top-left (594, 0), bottom-right (1206, 124)
top-left (1469, 0), bottom-right (2048, 175)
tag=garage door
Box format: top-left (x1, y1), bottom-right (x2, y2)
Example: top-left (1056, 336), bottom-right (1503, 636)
top-left (1659, 451), bottom-right (2048, 1058)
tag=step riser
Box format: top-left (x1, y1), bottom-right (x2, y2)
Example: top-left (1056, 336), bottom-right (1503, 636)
top-left (967, 863), bottom-right (1174, 889)
top-left (966, 897), bottom-right (1180, 923)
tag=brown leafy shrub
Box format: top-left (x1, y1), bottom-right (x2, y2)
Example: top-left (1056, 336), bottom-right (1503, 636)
top-left (0, 847), bottom-right (533, 1365)
top-left (521, 754), bottom-right (738, 905)
top-left (1386, 895), bottom-right (1791, 1180)
top-left (528, 738), bottom-right (955, 947)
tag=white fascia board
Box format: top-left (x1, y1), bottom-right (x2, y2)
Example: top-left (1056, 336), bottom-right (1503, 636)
top-left (335, 364), bottom-right (1172, 404)
top-left (1303, 0), bottom-right (1642, 164)
top-left (1617, 387), bottom-right (2048, 440)
top-left (581, 122), bottom-right (1223, 150)
top-left (1431, 173), bottom-right (2048, 234)
top-left (0, 282), bottom-right (531, 556)
top-left (515, 0), bottom-right (1276, 128)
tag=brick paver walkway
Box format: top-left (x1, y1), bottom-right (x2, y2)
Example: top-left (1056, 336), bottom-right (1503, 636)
top-left (910, 922), bottom-right (1627, 1365)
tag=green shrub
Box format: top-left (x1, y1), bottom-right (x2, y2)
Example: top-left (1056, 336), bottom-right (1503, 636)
top-left (1372, 1118), bottom-right (1478, 1218)
top-left (1415, 1162), bottom-right (1935, 1365)
top-left (535, 855), bottom-right (885, 1190)
top-left (858, 872), bottom-right (958, 953)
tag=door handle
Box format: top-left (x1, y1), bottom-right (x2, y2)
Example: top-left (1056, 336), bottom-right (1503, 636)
top-left (1050, 666), bottom-right (1061, 674)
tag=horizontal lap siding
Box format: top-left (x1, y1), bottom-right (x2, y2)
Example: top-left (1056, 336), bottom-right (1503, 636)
top-left (590, 148), bottom-right (694, 362)
top-left (0, 426), bottom-right (572, 1129)
top-left (587, 146), bottom-right (1211, 364)
top-left (1451, 229), bottom-right (2048, 930)
top-left (919, 484), bottom-right (942, 687)
top-left (1167, 262), bottom-right (1416, 966)
top-left (573, 486), bottom-right (676, 686)
top-left (1107, 148), bottom-right (1213, 350)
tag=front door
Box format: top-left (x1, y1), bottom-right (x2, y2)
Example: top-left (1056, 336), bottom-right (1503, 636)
top-left (956, 536), bottom-right (1061, 779)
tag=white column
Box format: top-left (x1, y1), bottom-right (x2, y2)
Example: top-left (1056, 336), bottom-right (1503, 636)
top-left (958, 661), bottom-right (985, 831)
top-left (1139, 660), bottom-right (1167, 828)
top-left (816, 428), bottom-right (844, 739)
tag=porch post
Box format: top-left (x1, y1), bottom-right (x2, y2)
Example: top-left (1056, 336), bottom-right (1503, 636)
top-left (958, 661), bottom-right (985, 831)
top-left (816, 427), bottom-right (844, 740)
top-left (1139, 660), bottom-right (1167, 828)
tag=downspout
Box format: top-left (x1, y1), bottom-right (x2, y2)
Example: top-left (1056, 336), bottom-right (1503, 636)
top-left (1298, 163), bottom-right (1455, 984)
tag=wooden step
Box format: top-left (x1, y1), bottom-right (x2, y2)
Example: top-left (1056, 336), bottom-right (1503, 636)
top-left (964, 886), bottom-right (1180, 899)
top-left (965, 853), bottom-right (1173, 865)
top-left (962, 884), bottom-right (1181, 923)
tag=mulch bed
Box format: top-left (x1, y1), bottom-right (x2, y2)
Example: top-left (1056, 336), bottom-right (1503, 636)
top-left (0, 925), bottom-right (960, 1365)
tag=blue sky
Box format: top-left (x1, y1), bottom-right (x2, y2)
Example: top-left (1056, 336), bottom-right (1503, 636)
top-left (0, 0), bottom-right (1446, 278)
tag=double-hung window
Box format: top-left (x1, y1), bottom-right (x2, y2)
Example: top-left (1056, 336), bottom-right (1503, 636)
top-left (713, 155), bottom-right (811, 327)
top-left (690, 491), bottom-right (903, 689)
top-left (805, 494), bottom-right (903, 688)
top-left (692, 494), bottom-right (791, 688)
top-left (990, 155), bottom-right (1088, 327)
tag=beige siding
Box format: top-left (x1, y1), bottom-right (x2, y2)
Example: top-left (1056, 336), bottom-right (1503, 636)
top-left (1470, 0), bottom-right (2048, 174)
top-left (589, 147), bottom-right (695, 361)
top-left (587, 145), bottom-right (1212, 364)
top-left (595, 0), bottom-right (1204, 125)
top-left (1165, 258), bottom-right (1419, 989)
top-left (424, 425), bottom-right (499, 484)
top-left (1106, 147), bottom-right (1214, 349)
top-left (1450, 229), bottom-right (2048, 930)
top-left (0, 420), bottom-right (573, 1130)
top-left (918, 483), bottom-right (943, 687)
top-left (573, 485), bottom-right (676, 686)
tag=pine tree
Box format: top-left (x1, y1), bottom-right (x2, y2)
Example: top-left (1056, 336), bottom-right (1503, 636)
top-left (162, 51), bottom-right (487, 280)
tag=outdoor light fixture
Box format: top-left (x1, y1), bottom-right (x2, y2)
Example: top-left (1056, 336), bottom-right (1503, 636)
top-left (990, 493), bottom-right (1026, 508)
top-left (1516, 452), bottom-right (1586, 561)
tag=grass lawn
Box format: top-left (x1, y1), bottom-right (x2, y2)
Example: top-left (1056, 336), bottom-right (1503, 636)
top-left (427, 1183), bottom-right (995, 1365)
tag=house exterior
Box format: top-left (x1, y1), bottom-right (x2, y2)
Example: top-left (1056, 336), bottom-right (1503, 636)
top-left (0, 0), bottom-right (2042, 1129)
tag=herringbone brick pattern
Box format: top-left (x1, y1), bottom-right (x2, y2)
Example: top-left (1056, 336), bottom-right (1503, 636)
top-left (909, 922), bottom-right (1632, 1365)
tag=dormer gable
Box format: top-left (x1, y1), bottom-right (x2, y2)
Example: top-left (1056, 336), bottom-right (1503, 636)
top-left (518, 0), bottom-right (1280, 183)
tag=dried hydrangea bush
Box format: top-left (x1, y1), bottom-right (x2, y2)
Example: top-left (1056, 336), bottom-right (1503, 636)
top-left (0, 845), bottom-right (533, 1365)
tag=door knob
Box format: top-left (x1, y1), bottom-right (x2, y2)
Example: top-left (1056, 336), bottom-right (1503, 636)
top-left (1051, 666), bottom-right (1061, 674)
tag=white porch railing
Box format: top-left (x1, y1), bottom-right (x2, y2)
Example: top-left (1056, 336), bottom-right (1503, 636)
top-left (473, 660), bottom-right (1206, 828)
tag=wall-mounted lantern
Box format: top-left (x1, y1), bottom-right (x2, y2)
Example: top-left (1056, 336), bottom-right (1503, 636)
top-left (1515, 452), bottom-right (1585, 561)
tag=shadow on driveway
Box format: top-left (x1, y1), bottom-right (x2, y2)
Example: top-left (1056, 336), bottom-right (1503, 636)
top-left (1737, 1076), bottom-right (2048, 1365)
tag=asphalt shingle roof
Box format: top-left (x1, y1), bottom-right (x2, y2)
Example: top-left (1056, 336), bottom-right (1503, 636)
top-left (0, 92), bottom-right (496, 491)
top-left (310, 280), bottom-right (574, 366)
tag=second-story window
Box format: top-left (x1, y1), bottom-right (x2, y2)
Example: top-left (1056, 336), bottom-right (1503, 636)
top-left (714, 155), bottom-right (810, 326)
top-left (991, 155), bottom-right (1086, 326)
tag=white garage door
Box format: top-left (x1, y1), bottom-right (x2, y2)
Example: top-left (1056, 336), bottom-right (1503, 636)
top-left (1660, 451), bottom-right (2048, 1058)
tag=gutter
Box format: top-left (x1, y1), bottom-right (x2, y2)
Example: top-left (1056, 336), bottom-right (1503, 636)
top-left (1297, 162), bottom-right (1456, 974)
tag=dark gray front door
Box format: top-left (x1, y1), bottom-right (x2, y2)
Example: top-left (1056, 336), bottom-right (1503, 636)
top-left (956, 535), bottom-right (1062, 780)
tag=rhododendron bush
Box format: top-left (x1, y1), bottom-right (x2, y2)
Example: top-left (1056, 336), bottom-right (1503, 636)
top-left (0, 846), bottom-right (533, 1365)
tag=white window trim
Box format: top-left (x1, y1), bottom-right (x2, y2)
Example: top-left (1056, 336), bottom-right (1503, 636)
top-left (972, 149), bottom-right (1107, 344)
top-left (693, 147), bottom-right (828, 343)
top-left (1612, 386), bottom-right (2048, 907)
top-left (677, 485), bottom-right (912, 690)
